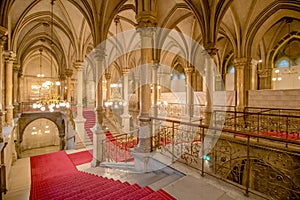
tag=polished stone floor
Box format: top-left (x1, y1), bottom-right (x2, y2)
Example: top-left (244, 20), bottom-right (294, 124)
top-left (4, 146), bottom-right (263, 200)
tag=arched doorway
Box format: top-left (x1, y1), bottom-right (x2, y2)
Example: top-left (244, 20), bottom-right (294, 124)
top-left (21, 118), bottom-right (60, 157)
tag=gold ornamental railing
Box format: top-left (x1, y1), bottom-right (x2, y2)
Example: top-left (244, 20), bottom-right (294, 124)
top-left (150, 116), bottom-right (300, 200)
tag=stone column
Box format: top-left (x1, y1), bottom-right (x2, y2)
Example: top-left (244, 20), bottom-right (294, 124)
top-left (18, 72), bottom-right (24, 110)
top-left (152, 61), bottom-right (159, 118)
top-left (13, 64), bottom-right (20, 117)
top-left (258, 68), bottom-right (272, 90)
top-left (0, 111), bottom-right (3, 142)
top-left (0, 35), bottom-right (7, 125)
top-left (151, 61), bottom-right (159, 136)
top-left (59, 74), bottom-right (66, 101)
top-left (65, 68), bottom-right (73, 103)
top-left (121, 69), bottom-right (131, 132)
top-left (73, 62), bottom-right (86, 143)
top-left (250, 60), bottom-right (258, 90)
top-left (91, 48), bottom-right (106, 167)
top-left (104, 72), bottom-right (111, 116)
top-left (4, 53), bottom-right (16, 126)
top-left (133, 26), bottom-right (154, 172)
top-left (234, 58), bottom-right (252, 110)
top-left (202, 47), bottom-right (217, 125)
top-left (185, 66), bottom-right (194, 120)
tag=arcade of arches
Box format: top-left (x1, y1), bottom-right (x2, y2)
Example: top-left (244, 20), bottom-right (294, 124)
top-left (0, 0), bottom-right (300, 200)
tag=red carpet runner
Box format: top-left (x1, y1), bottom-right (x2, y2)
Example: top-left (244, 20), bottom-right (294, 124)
top-left (30, 151), bottom-right (176, 200)
top-left (67, 150), bottom-right (93, 166)
top-left (83, 109), bottom-right (96, 142)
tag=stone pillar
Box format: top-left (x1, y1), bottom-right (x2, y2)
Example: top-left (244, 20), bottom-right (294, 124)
top-left (91, 48), bottom-right (106, 167)
top-left (234, 58), bottom-right (252, 110)
top-left (152, 61), bottom-right (159, 118)
top-left (250, 60), bottom-right (258, 90)
top-left (4, 53), bottom-right (16, 126)
top-left (59, 74), bottom-right (66, 101)
top-left (121, 69), bottom-right (131, 132)
top-left (133, 26), bottom-right (154, 172)
top-left (13, 64), bottom-right (20, 117)
top-left (18, 72), bottom-right (24, 110)
top-left (151, 61), bottom-right (159, 135)
top-left (258, 68), bottom-right (272, 90)
top-left (203, 47), bottom-right (217, 124)
top-left (185, 66), bottom-right (194, 119)
top-left (105, 72), bottom-right (111, 117)
top-left (65, 68), bottom-right (73, 103)
top-left (0, 32), bottom-right (7, 111)
top-left (0, 35), bottom-right (7, 112)
top-left (0, 111), bottom-right (3, 142)
top-left (73, 62), bottom-right (86, 143)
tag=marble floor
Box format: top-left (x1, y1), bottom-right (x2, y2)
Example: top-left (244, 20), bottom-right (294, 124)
top-left (4, 147), bottom-right (264, 200)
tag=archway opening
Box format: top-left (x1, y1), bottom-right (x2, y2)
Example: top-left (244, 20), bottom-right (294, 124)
top-left (21, 118), bottom-right (60, 157)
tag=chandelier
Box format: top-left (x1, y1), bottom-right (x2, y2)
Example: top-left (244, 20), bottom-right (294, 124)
top-left (33, 0), bottom-right (69, 112)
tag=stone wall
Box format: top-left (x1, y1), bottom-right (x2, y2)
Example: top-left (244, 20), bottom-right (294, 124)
top-left (248, 89), bottom-right (300, 109)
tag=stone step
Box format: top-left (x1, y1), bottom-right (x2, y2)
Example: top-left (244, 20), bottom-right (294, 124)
top-left (149, 173), bottom-right (182, 191)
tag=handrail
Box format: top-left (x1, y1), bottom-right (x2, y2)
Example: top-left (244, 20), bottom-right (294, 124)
top-left (150, 117), bottom-right (300, 145)
top-left (150, 116), bottom-right (300, 199)
top-left (214, 110), bottom-right (300, 119)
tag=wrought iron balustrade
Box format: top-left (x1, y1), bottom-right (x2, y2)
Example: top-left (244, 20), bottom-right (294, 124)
top-left (150, 116), bottom-right (300, 200)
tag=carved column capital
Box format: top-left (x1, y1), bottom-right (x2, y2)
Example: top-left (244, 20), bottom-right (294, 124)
top-left (93, 47), bottom-right (106, 62)
top-left (13, 64), bottom-right (20, 72)
top-left (4, 50), bottom-right (16, 63)
top-left (184, 67), bottom-right (194, 75)
top-left (105, 72), bottom-right (111, 80)
top-left (258, 68), bottom-right (272, 78)
top-left (65, 68), bottom-right (73, 77)
top-left (122, 68), bottom-right (130, 75)
top-left (73, 61), bottom-right (84, 71)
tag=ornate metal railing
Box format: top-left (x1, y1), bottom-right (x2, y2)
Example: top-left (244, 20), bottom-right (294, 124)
top-left (150, 117), bottom-right (300, 200)
top-left (102, 129), bottom-right (139, 163)
top-left (245, 107), bottom-right (300, 117)
top-left (213, 110), bottom-right (300, 144)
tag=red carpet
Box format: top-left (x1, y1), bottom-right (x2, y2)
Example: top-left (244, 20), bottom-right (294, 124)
top-left (67, 150), bottom-right (93, 166)
top-left (83, 109), bottom-right (96, 142)
top-left (30, 150), bottom-right (176, 200)
top-left (30, 151), bottom-right (77, 182)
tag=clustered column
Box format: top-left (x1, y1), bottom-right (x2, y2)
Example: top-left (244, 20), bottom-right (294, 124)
top-left (13, 64), bottom-right (20, 117)
top-left (5, 53), bottom-right (16, 126)
top-left (121, 68), bottom-right (131, 132)
top-left (234, 58), bottom-right (250, 110)
top-left (185, 66), bottom-right (194, 120)
top-left (104, 72), bottom-right (111, 116)
top-left (204, 47), bottom-right (217, 124)
top-left (92, 48), bottom-right (106, 167)
top-left (65, 68), bottom-right (73, 103)
top-left (152, 61), bottom-right (159, 118)
top-left (74, 62), bottom-right (86, 144)
top-left (136, 27), bottom-right (153, 154)
top-left (0, 33), bottom-right (7, 131)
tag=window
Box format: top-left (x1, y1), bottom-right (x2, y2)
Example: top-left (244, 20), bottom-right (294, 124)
top-left (277, 59), bottom-right (290, 68)
top-left (228, 66), bottom-right (235, 74)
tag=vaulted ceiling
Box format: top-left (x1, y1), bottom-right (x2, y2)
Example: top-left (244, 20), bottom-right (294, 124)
top-left (1, 0), bottom-right (299, 79)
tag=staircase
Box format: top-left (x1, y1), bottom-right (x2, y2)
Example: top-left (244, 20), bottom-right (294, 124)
top-left (31, 167), bottom-right (176, 200)
top-left (83, 109), bottom-right (96, 143)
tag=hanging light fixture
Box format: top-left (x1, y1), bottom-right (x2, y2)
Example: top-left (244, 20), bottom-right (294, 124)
top-left (104, 16), bottom-right (126, 108)
top-left (33, 0), bottom-right (69, 111)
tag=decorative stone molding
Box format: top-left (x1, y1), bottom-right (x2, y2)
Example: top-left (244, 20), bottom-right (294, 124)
top-left (204, 46), bottom-right (218, 56)
top-left (93, 48), bottom-right (106, 62)
top-left (104, 72), bottom-right (111, 80)
top-left (73, 61), bottom-right (84, 70)
top-left (65, 68), bottom-right (73, 77)
top-left (184, 67), bottom-right (194, 75)
top-left (258, 68), bottom-right (272, 78)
